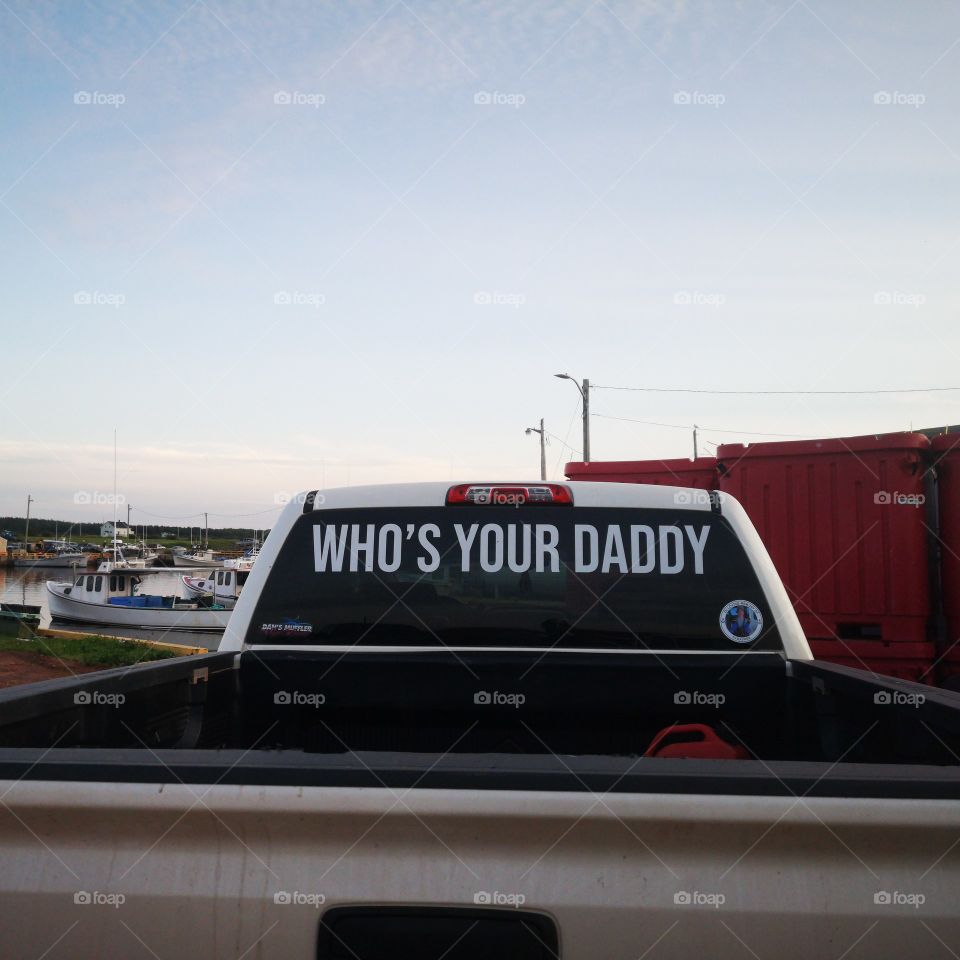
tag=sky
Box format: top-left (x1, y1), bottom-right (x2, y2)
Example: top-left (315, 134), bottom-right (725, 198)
top-left (1, 0), bottom-right (959, 528)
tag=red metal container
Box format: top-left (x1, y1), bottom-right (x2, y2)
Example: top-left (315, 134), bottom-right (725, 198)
top-left (717, 433), bottom-right (933, 679)
top-left (932, 434), bottom-right (960, 683)
top-left (565, 457), bottom-right (717, 489)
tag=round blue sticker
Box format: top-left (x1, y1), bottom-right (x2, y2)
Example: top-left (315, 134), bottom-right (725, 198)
top-left (719, 600), bottom-right (763, 644)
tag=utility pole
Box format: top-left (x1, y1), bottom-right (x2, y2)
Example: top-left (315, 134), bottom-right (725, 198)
top-left (24, 494), bottom-right (33, 552)
top-left (204, 512), bottom-right (209, 549)
top-left (692, 424), bottom-right (699, 459)
top-left (525, 418), bottom-right (547, 481)
top-left (554, 374), bottom-right (591, 462)
top-left (127, 502), bottom-right (131, 532)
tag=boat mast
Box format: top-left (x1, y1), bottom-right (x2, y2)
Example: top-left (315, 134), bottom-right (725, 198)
top-left (24, 494), bottom-right (33, 554)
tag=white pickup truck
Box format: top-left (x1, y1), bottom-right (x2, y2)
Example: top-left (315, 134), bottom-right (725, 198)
top-left (1, 480), bottom-right (959, 959)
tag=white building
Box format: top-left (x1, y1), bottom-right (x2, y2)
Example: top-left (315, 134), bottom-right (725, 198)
top-left (100, 521), bottom-right (132, 538)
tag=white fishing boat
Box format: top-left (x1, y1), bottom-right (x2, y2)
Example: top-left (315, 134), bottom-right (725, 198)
top-left (14, 551), bottom-right (86, 569)
top-left (47, 568), bottom-right (231, 632)
top-left (173, 548), bottom-right (224, 568)
top-left (179, 568), bottom-right (249, 609)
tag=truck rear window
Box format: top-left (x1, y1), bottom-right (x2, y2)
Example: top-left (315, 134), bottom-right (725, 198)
top-left (247, 506), bottom-right (782, 651)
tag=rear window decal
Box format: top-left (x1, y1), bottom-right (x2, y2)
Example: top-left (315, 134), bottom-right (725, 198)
top-left (719, 600), bottom-right (763, 644)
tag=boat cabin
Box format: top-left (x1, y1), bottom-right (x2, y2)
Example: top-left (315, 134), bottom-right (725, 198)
top-left (68, 572), bottom-right (172, 608)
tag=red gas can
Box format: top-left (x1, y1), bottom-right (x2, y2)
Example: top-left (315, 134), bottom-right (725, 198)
top-left (717, 433), bottom-right (933, 680)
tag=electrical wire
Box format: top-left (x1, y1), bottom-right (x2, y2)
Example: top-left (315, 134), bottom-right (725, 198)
top-left (595, 385), bottom-right (960, 396)
top-left (592, 411), bottom-right (811, 438)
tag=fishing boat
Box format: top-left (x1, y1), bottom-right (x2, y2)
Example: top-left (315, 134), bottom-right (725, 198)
top-left (0, 603), bottom-right (41, 639)
top-left (14, 542), bottom-right (86, 568)
top-left (46, 568), bottom-right (231, 632)
top-left (179, 568), bottom-right (249, 609)
top-left (173, 548), bottom-right (224, 568)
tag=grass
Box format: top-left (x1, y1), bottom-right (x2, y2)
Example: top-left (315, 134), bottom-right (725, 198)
top-left (0, 633), bottom-right (180, 667)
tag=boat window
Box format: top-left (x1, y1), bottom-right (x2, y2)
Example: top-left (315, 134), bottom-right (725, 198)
top-left (110, 576), bottom-right (117, 591)
top-left (119, 576), bottom-right (125, 590)
top-left (86, 576), bottom-right (94, 591)
top-left (94, 576), bottom-right (103, 591)
top-left (217, 572), bottom-right (224, 585)
top-left (75, 576), bottom-right (84, 586)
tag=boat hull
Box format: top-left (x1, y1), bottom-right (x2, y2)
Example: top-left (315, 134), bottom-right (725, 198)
top-left (173, 555), bottom-right (222, 568)
top-left (14, 555), bottom-right (87, 568)
top-left (46, 584), bottom-right (230, 632)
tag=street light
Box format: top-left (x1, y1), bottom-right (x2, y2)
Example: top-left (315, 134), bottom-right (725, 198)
top-left (525, 418), bottom-right (547, 481)
top-left (554, 373), bottom-right (591, 462)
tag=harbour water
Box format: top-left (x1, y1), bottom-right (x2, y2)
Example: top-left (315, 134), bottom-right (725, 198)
top-left (0, 566), bottom-right (223, 649)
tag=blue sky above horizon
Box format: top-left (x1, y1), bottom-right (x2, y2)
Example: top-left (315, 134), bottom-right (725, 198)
top-left (1, 0), bottom-right (959, 526)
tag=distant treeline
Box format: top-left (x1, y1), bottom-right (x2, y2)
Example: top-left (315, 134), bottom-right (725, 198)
top-left (0, 516), bottom-right (268, 540)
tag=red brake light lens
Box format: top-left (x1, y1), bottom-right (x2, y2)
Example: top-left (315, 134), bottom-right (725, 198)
top-left (446, 483), bottom-right (573, 506)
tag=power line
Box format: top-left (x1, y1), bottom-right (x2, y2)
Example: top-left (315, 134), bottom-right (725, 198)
top-left (545, 430), bottom-right (581, 456)
top-left (592, 411), bottom-right (811, 438)
top-left (595, 385), bottom-right (960, 396)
